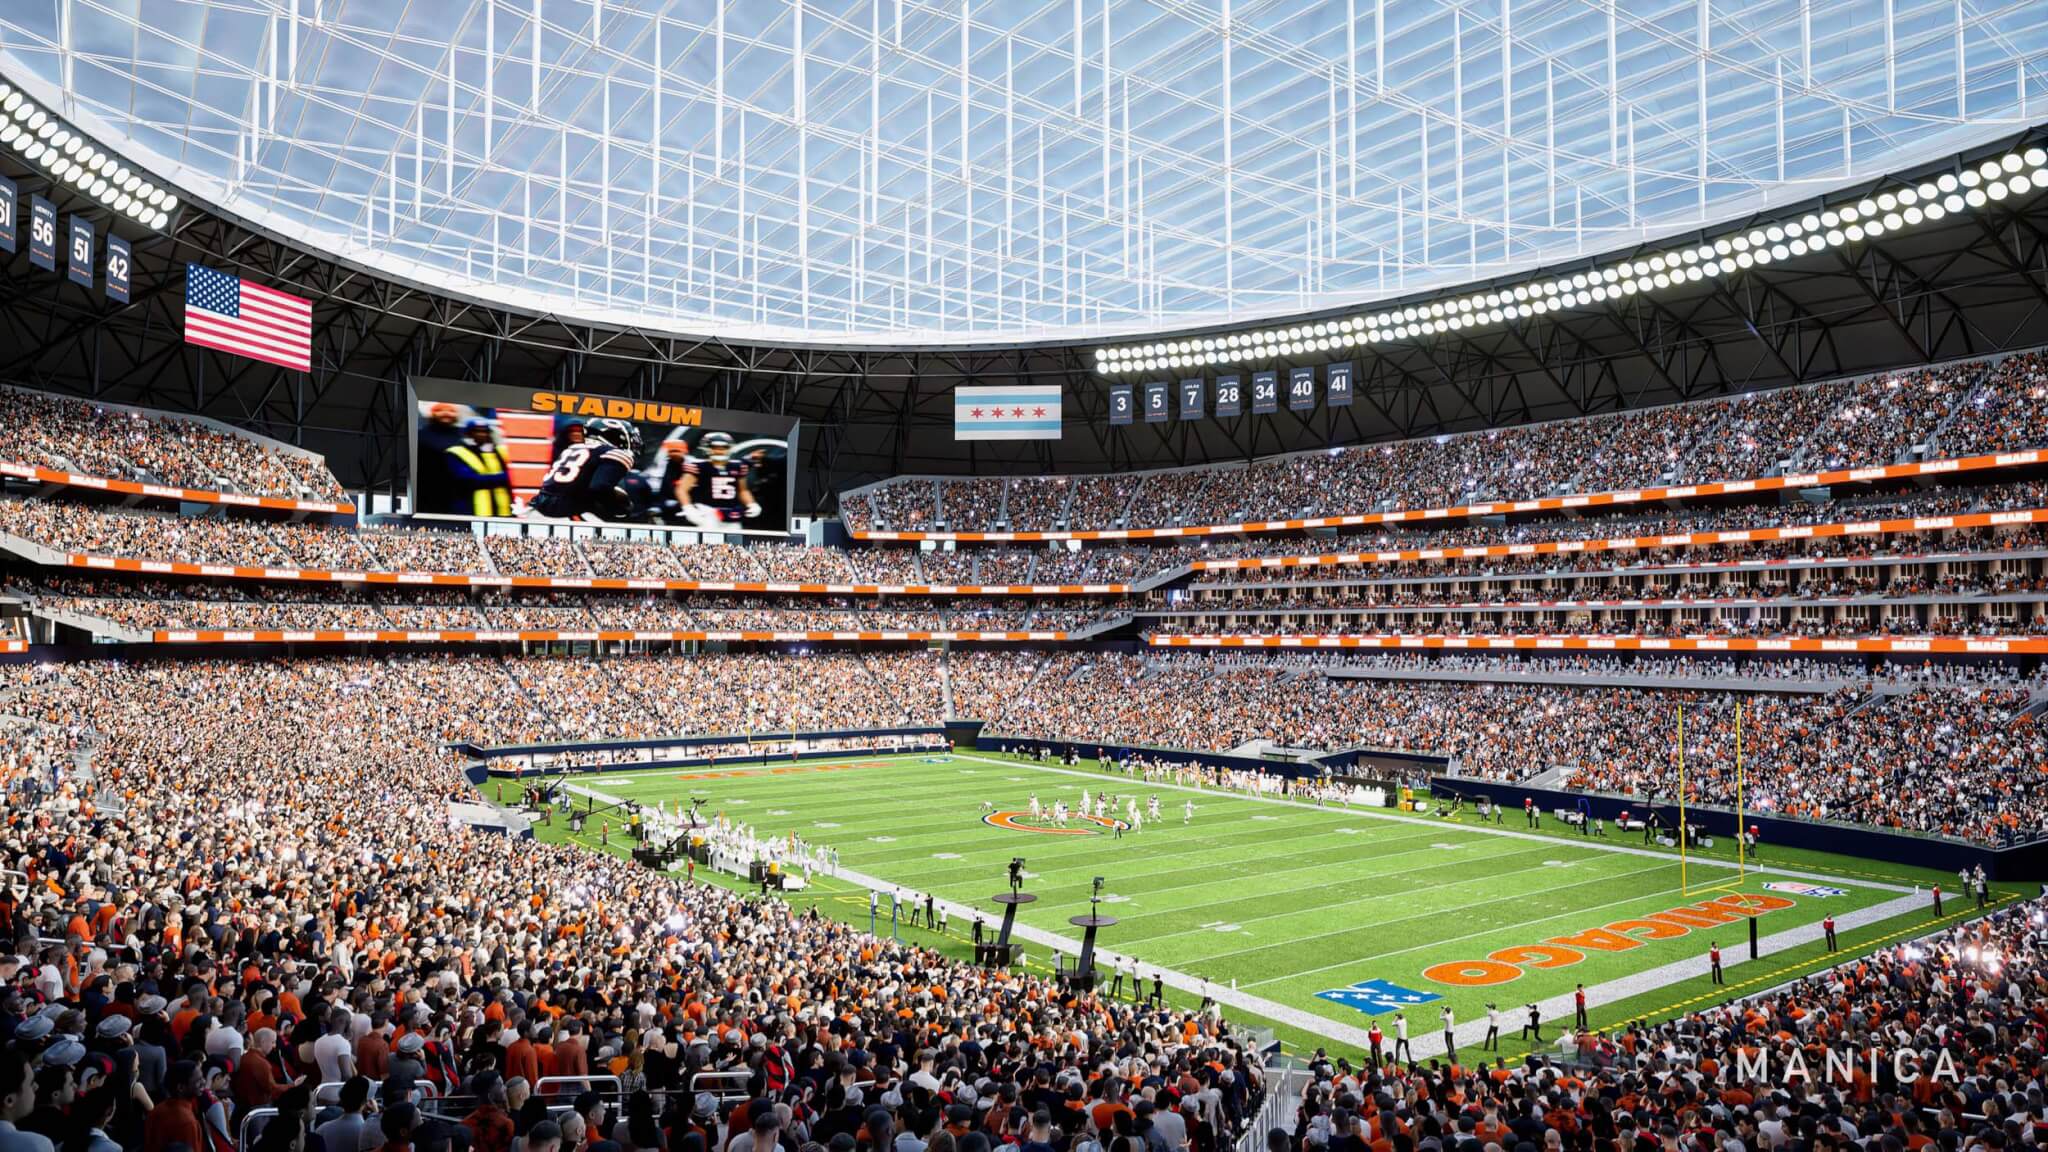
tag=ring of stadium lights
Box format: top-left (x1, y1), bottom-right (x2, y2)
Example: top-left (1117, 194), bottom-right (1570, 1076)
top-left (0, 80), bottom-right (176, 231)
top-left (1090, 147), bottom-right (2048, 375)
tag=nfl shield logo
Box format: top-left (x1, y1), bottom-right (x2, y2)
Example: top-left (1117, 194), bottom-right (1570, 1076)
top-left (1315, 979), bottom-right (1443, 1016)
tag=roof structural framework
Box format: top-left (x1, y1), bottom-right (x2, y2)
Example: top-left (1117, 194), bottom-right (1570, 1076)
top-left (6, 0), bottom-right (2048, 345)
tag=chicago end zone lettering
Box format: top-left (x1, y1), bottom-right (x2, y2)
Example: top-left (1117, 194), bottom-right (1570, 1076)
top-left (1421, 892), bottom-right (1797, 986)
top-left (527, 391), bottom-right (705, 426)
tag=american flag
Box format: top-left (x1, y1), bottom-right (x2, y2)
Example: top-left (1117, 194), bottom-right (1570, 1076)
top-left (184, 263), bottom-right (312, 372)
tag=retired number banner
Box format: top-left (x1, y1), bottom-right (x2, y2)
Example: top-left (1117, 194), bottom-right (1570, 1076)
top-left (1326, 362), bottom-right (1354, 408)
top-left (1144, 380), bottom-right (1169, 423)
top-left (1288, 367), bottom-right (1316, 411)
top-left (1108, 383), bottom-right (1134, 426)
top-left (1251, 371), bottom-right (1279, 414)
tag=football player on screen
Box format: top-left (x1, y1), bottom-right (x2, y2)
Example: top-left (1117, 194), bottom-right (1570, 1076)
top-left (529, 417), bottom-right (641, 521)
top-left (673, 431), bottom-right (762, 528)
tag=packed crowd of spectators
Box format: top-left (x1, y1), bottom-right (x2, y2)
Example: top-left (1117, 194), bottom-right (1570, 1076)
top-left (1554, 684), bottom-right (2048, 842)
top-left (9, 468), bottom-right (2046, 598)
top-left (0, 500), bottom-right (1111, 588)
top-left (0, 386), bottom-right (348, 501)
top-left (29, 580), bottom-right (1098, 636)
top-left (1278, 889), bottom-right (2048, 1152)
top-left (360, 526), bottom-right (494, 574)
top-left (964, 652), bottom-right (2048, 843)
top-left (1231, 649), bottom-right (2047, 687)
top-left (844, 352), bottom-right (2048, 533)
top-left (844, 478), bottom-right (939, 530)
top-left (1146, 603), bottom-right (2048, 640)
top-left (0, 653), bottom-right (1262, 1152)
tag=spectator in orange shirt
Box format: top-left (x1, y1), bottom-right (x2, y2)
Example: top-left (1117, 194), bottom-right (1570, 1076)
top-left (232, 1028), bottom-right (288, 1115)
top-left (354, 1014), bottom-right (391, 1081)
top-left (143, 1060), bottom-right (204, 1152)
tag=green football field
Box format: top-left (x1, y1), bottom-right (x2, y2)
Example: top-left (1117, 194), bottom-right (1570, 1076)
top-left (495, 750), bottom-right (2014, 1059)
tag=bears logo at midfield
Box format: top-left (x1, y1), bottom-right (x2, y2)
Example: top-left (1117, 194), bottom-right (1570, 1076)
top-left (982, 810), bottom-right (1130, 836)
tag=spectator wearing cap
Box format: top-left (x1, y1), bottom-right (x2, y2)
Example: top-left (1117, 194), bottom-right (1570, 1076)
top-left (388, 1032), bottom-right (429, 1091)
top-left (88, 1012), bottom-right (131, 1060)
top-left (9, 1017), bottom-right (52, 1059)
top-left (21, 1045), bottom-right (81, 1145)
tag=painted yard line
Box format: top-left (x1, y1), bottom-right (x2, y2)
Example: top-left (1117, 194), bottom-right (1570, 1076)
top-left (551, 762), bottom-right (1952, 1058)
top-left (853, 812), bottom-right (1443, 878)
top-left (691, 775), bottom-right (1646, 930)
top-left (623, 764), bottom-right (1537, 907)
top-left (1613, 893), bottom-right (2018, 1025)
top-left (579, 755), bottom-right (938, 792)
top-left (1392, 890), bottom-right (1929, 1062)
top-left (886, 825), bottom-right (1536, 913)
top-left (1120, 853), bottom-right (1677, 953)
top-left (953, 754), bottom-right (1912, 893)
top-left (1224, 861), bottom-right (1692, 984)
top-left (826, 861), bottom-right (1390, 1055)
top-left (1012, 834), bottom-right (1579, 919)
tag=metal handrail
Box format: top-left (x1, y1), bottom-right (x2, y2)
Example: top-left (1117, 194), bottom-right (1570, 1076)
top-left (239, 1107), bottom-right (279, 1152)
top-left (691, 1069), bottom-right (754, 1105)
top-left (534, 1074), bottom-right (623, 1098)
top-left (1233, 1062), bottom-right (1308, 1152)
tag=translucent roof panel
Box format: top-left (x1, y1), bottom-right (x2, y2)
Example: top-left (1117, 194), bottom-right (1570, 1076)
top-left (5, 0), bottom-right (2046, 345)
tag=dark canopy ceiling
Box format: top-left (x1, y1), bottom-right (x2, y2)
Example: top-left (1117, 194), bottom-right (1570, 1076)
top-left (2, 125), bottom-right (2047, 515)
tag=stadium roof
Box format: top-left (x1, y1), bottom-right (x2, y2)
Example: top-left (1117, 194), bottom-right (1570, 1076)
top-left (4, 0), bottom-right (2047, 346)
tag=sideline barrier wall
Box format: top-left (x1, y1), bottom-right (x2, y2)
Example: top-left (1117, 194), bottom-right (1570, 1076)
top-left (464, 726), bottom-right (951, 776)
top-left (1429, 775), bottom-right (2048, 880)
top-left (976, 734), bottom-right (1446, 782)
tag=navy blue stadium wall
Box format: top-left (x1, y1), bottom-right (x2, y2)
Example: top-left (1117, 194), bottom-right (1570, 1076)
top-left (1430, 776), bottom-right (2048, 881)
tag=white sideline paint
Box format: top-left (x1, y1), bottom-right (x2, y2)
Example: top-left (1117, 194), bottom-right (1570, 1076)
top-left (934, 753), bottom-right (1925, 1054)
top-left (569, 754), bottom-right (1931, 1056)
top-left (952, 753), bottom-right (1916, 894)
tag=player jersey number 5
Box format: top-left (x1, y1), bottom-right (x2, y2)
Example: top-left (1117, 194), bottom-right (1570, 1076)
top-left (546, 445), bottom-right (593, 484)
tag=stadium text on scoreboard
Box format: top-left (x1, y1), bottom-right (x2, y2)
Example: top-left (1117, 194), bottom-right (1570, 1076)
top-left (526, 392), bottom-right (706, 426)
top-left (407, 377), bottom-right (800, 532)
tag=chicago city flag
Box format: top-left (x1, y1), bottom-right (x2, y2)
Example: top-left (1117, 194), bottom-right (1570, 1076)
top-left (955, 385), bottom-right (1062, 441)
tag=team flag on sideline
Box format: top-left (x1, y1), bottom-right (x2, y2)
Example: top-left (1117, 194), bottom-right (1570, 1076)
top-left (184, 263), bottom-right (313, 372)
top-left (954, 385), bottom-right (1062, 441)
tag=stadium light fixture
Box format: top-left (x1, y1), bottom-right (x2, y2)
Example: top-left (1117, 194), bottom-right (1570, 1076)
top-left (1092, 148), bottom-right (2048, 375)
top-left (0, 80), bottom-right (178, 232)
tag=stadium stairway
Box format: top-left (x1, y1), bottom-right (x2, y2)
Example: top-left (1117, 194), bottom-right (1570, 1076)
top-left (11, 585), bottom-right (149, 643)
top-left (1060, 612), bottom-right (1135, 639)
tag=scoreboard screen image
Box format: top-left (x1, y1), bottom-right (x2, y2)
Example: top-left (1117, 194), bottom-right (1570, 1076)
top-left (408, 377), bottom-right (800, 533)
